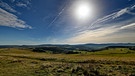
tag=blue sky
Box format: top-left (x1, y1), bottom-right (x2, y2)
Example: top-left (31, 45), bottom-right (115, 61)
top-left (0, 0), bottom-right (135, 45)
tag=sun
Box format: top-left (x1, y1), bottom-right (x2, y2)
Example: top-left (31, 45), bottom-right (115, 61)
top-left (76, 4), bottom-right (90, 18)
top-left (74, 2), bottom-right (93, 20)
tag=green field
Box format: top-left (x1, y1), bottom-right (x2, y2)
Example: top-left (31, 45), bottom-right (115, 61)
top-left (0, 48), bottom-right (135, 76)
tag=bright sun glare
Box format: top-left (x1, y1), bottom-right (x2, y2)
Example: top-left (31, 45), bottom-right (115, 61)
top-left (75, 2), bottom-right (93, 20)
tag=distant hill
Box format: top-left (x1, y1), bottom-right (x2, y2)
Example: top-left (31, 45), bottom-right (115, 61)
top-left (0, 43), bottom-right (135, 52)
top-left (82, 43), bottom-right (135, 50)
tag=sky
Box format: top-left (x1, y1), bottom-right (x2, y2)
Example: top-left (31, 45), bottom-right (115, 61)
top-left (0, 0), bottom-right (135, 45)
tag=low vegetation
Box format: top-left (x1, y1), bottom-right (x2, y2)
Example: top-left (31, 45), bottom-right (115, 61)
top-left (0, 47), bottom-right (135, 76)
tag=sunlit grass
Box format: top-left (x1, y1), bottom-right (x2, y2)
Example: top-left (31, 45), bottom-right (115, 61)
top-left (0, 48), bottom-right (135, 76)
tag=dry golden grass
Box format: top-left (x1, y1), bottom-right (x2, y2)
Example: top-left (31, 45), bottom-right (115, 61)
top-left (0, 48), bottom-right (135, 76)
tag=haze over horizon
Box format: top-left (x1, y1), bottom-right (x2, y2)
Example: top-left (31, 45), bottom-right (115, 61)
top-left (0, 0), bottom-right (135, 45)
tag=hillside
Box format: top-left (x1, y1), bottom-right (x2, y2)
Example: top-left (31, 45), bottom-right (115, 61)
top-left (0, 48), bottom-right (135, 76)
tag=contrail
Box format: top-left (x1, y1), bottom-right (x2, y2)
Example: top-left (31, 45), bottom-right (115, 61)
top-left (47, 1), bottom-right (68, 28)
top-left (46, 0), bottom-right (70, 40)
top-left (48, 8), bottom-right (65, 27)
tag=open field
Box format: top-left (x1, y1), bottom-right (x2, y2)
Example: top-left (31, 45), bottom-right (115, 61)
top-left (0, 48), bottom-right (135, 76)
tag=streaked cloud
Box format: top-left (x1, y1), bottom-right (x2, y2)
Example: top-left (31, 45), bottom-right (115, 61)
top-left (120, 23), bottom-right (135, 29)
top-left (16, 2), bottom-right (27, 7)
top-left (0, 8), bottom-right (31, 29)
top-left (47, 2), bottom-right (135, 44)
top-left (16, 0), bottom-right (31, 8)
top-left (66, 26), bottom-right (118, 43)
top-left (0, 1), bottom-right (17, 12)
top-left (47, 1), bottom-right (67, 28)
top-left (0, 0), bottom-right (134, 45)
top-left (0, 0), bottom-right (32, 29)
top-left (64, 3), bottom-right (135, 44)
top-left (66, 22), bottom-right (135, 44)
top-left (91, 4), bottom-right (135, 26)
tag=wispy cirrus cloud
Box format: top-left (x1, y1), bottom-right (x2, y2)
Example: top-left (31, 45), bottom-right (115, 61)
top-left (0, 0), bottom-right (17, 13)
top-left (16, 2), bottom-right (27, 7)
top-left (0, 8), bottom-right (31, 29)
top-left (65, 3), bottom-right (135, 44)
top-left (16, 0), bottom-right (31, 8)
top-left (66, 26), bottom-right (118, 43)
top-left (0, 0), bottom-right (32, 29)
top-left (120, 23), bottom-right (135, 29)
top-left (66, 22), bottom-right (135, 44)
top-left (91, 4), bottom-right (135, 26)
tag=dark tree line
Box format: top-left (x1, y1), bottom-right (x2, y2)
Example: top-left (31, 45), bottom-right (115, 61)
top-left (32, 47), bottom-right (66, 54)
top-left (32, 46), bottom-right (135, 54)
top-left (32, 47), bottom-right (83, 54)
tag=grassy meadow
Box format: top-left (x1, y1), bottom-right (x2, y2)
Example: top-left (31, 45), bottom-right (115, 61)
top-left (0, 48), bottom-right (135, 76)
